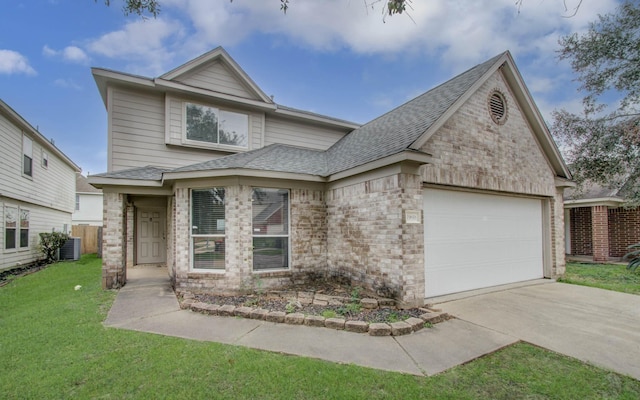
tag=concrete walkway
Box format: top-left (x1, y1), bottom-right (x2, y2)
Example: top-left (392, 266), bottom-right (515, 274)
top-left (104, 266), bottom-right (516, 376)
top-left (105, 267), bottom-right (640, 379)
top-left (439, 283), bottom-right (640, 380)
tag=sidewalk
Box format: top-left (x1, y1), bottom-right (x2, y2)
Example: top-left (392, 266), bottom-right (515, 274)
top-left (104, 266), bottom-right (516, 376)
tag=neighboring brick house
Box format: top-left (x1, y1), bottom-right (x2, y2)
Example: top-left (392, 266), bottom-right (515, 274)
top-left (88, 48), bottom-right (572, 306)
top-left (565, 181), bottom-right (640, 262)
top-left (1, 99), bottom-right (80, 271)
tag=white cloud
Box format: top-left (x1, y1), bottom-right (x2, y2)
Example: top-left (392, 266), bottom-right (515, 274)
top-left (43, 45), bottom-right (90, 64)
top-left (86, 17), bottom-right (185, 75)
top-left (53, 78), bottom-right (82, 90)
top-left (0, 49), bottom-right (36, 75)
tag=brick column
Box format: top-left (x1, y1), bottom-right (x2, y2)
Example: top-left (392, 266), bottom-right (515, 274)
top-left (591, 205), bottom-right (610, 262)
top-left (102, 192), bottom-right (126, 289)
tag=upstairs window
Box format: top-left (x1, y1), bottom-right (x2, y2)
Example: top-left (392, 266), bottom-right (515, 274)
top-left (75, 194), bottom-right (80, 211)
top-left (23, 135), bottom-right (33, 177)
top-left (185, 102), bottom-right (248, 148)
top-left (42, 151), bottom-right (49, 168)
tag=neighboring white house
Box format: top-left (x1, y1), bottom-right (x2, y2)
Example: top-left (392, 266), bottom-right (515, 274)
top-left (73, 173), bottom-right (103, 226)
top-left (0, 99), bottom-right (80, 271)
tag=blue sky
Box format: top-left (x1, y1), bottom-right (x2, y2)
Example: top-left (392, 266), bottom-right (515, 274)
top-left (0, 0), bottom-right (620, 175)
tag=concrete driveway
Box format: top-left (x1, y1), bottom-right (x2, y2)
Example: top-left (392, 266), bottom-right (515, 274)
top-left (438, 282), bottom-right (640, 380)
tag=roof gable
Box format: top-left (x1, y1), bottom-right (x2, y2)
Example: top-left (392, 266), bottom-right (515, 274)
top-left (160, 47), bottom-right (272, 103)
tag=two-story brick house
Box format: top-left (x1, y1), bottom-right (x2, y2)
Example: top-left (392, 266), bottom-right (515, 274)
top-left (89, 48), bottom-right (572, 306)
top-left (1, 99), bottom-right (80, 271)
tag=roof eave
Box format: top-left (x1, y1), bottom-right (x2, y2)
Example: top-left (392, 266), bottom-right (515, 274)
top-left (273, 107), bottom-right (360, 130)
top-left (87, 176), bottom-right (164, 188)
top-left (162, 168), bottom-right (326, 183)
top-left (327, 150), bottom-right (433, 182)
top-left (564, 197), bottom-right (625, 208)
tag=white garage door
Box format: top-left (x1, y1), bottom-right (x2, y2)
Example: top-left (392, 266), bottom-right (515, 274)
top-left (424, 189), bottom-right (543, 298)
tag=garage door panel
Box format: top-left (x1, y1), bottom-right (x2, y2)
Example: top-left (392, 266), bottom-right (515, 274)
top-left (424, 189), bottom-right (543, 297)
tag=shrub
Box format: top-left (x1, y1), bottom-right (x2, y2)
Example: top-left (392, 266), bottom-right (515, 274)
top-left (623, 242), bottom-right (640, 272)
top-left (39, 232), bottom-right (70, 264)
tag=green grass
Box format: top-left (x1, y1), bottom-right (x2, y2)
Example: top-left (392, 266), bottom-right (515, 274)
top-left (559, 262), bottom-right (640, 295)
top-left (2, 255), bottom-right (640, 399)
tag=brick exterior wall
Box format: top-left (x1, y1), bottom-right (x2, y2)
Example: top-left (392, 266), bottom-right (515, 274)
top-left (173, 185), bottom-right (329, 295)
top-left (420, 72), bottom-right (556, 198)
top-left (608, 207), bottom-right (640, 257)
top-left (570, 206), bottom-right (640, 259)
top-left (591, 205), bottom-right (609, 262)
top-left (552, 189), bottom-right (566, 276)
top-left (327, 172), bottom-right (425, 307)
top-left (102, 192), bottom-right (126, 289)
top-left (570, 207), bottom-right (592, 256)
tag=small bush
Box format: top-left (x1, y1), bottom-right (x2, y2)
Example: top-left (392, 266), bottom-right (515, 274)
top-left (623, 243), bottom-right (640, 273)
top-left (39, 232), bottom-right (69, 264)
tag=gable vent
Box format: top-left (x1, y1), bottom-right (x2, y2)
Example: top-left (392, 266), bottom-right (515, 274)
top-left (488, 91), bottom-right (507, 125)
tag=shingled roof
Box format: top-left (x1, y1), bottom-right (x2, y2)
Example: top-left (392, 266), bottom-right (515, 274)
top-left (91, 52), bottom-right (511, 183)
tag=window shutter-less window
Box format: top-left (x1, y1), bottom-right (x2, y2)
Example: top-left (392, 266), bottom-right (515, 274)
top-left (23, 136), bottom-right (33, 176)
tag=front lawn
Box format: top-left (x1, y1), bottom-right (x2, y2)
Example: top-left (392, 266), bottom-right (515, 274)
top-left (1, 255), bottom-right (639, 399)
top-left (560, 262), bottom-right (640, 295)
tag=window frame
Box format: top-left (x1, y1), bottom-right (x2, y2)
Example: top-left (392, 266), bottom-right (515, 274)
top-left (4, 205), bottom-right (29, 251)
top-left (22, 134), bottom-right (33, 178)
top-left (251, 188), bottom-right (290, 272)
top-left (42, 150), bottom-right (49, 169)
top-left (190, 187), bottom-right (226, 272)
top-left (75, 194), bottom-right (80, 211)
top-left (182, 101), bottom-right (249, 152)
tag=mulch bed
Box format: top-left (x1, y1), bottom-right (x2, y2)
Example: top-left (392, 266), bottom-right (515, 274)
top-left (0, 261), bottom-right (49, 287)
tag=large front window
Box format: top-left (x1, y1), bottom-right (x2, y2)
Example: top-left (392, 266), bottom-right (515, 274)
top-left (185, 103), bottom-right (248, 148)
top-left (252, 188), bottom-right (289, 271)
top-left (191, 188), bottom-right (225, 270)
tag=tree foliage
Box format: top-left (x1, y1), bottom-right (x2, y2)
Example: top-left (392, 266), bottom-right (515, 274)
top-left (553, 1), bottom-right (640, 205)
top-left (100, 0), bottom-right (410, 19)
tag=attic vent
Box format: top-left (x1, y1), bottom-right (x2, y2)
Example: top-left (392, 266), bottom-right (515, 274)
top-left (488, 91), bottom-right (507, 125)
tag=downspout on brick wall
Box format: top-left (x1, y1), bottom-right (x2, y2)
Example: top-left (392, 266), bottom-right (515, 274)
top-left (591, 205), bottom-right (610, 262)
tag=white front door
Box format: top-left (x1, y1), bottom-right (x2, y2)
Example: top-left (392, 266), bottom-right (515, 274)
top-left (137, 208), bottom-right (166, 264)
top-left (424, 189), bottom-right (544, 297)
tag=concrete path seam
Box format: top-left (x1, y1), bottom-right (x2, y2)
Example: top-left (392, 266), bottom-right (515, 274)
top-left (392, 336), bottom-right (427, 376)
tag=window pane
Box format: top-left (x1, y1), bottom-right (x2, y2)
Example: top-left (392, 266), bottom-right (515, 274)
top-left (23, 155), bottom-right (32, 176)
top-left (5, 207), bottom-right (17, 228)
top-left (186, 103), bottom-right (219, 144)
top-left (20, 210), bottom-right (29, 228)
top-left (192, 188), bottom-right (225, 235)
top-left (219, 111), bottom-right (248, 147)
top-left (5, 228), bottom-right (16, 249)
top-left (252, 188), bottom-right (288, 235)
top-left (253, 237), bottom-right (288, 270)
top-left (192, 237), bottom-right (225, 270)
top-left (20, 229), bottom-right (28, 248)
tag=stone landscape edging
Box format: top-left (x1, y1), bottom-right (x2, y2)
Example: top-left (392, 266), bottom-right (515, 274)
top-left (179, 295), bottom-right (450, 336)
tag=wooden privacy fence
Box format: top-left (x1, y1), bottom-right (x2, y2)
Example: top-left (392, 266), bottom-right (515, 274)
top-left (71, 225), bottom-right (102, 256)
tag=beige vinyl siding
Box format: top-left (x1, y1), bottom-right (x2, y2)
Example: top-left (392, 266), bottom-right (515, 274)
top-left (164, 94), bottom-right (264, 151)
top-left (110, 88), bottom-right (232, 171)
top-left (264, 116), bottom-right (347, 150)
top-left (174, 60), bottom-right (257, 100)
top-left (1, 197), bottom-right (72, 271)
top-left (0, 113), bottom-right (76, 213)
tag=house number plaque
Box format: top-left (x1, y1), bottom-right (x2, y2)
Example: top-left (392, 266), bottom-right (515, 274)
top-left (404, 210), bottom-right (421, 224)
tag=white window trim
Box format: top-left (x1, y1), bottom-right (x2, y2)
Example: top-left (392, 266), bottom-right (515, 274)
top-left (190, 188), bottom-right (226, 273)
top-left (4, 204), bottom-right (29, 252)
top-left (181, 101), bottom-right (250, 152)
top-left (252, 188), bottom-right (291, 273)
top-left (42, 150), bottom-right (49, 169)
top-left (22, 134), bottom-right (33, 179)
